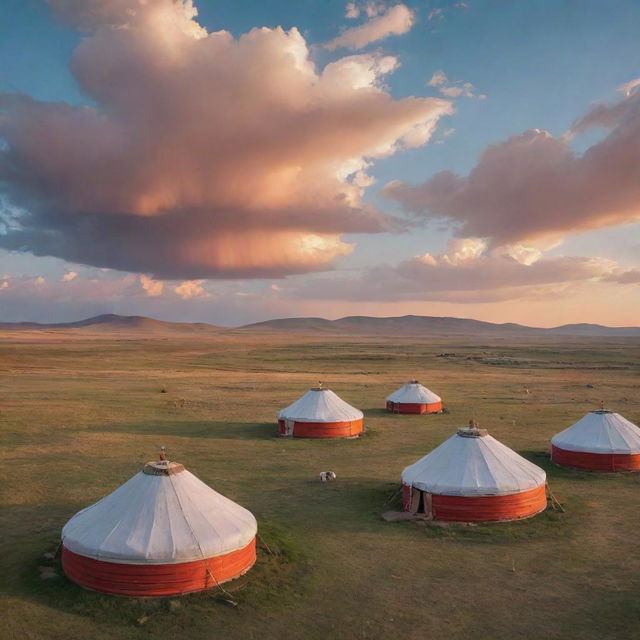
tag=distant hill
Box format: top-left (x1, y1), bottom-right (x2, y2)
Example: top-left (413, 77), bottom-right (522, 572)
top-left (1, 313), bottom-right (639, 337)
top-left (544, 323), bottom-right (640, 337)
top-left (241, 315), bottom-right (640, 337)
top-left (0, 314), bottom-right (220, 333)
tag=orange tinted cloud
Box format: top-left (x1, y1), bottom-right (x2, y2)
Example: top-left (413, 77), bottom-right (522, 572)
top-left (140, 274), bottom-right (164, 296)
top-left (0, 0), bottom-right (451, 279)
top-left (0, 272), bottom-right (215, 306)
top-left (291, 238), bottom-right (634, 302)
top-left (384, 84), bottom-right (640, 246)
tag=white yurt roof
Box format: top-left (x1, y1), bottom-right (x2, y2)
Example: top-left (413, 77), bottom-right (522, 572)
top-left (278, 387), bottom-right (363, 423)
top-left (401, 427), bottom-right (546, 496)
top-left (62, 460), bottom-right (257, 564)
top-left (387, 380), bottom-right (441, 404)
top-left (551, 410), bottom-right (640, 454)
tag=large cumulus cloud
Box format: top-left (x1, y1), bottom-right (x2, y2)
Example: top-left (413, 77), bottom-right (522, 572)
top-left (383, 83), bottom-right (640, 246)
top-left (0, 0), bottom-right (451, 279)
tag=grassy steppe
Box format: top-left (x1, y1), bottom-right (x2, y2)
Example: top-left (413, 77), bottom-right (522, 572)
top-left (1, 330), bottom-right (639, 640)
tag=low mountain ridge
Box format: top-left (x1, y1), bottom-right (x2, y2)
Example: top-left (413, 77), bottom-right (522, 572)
top-left (0, 313), bottom-right (220, 333)
top-left (1, 313), bottom-right (638, 336)
top-left (546, 323), bottom-right (640, 337)
top-left (241, 314), bottom-right (640, 337)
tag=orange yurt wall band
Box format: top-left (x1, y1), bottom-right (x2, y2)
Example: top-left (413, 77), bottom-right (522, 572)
top-left (277, 386), bottom-right (364, 438)
top-left (551, 445), bottom-right (640, 472)
top-left (61, 538), bottom-right (256, 597)
top-left (277, 417), bottom-right (363, 438)
top-left (386, 381), bottom-right (442, 415)
top-left (61, 457), bottom-right (258, 597)
top-left (386, 401), bottom-right (442, 415)
top-left (402, 483), bottom-right (547, 522)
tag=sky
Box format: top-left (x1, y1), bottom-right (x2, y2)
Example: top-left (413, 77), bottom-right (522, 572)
top-left (0, 0), bottom-right (639, 327)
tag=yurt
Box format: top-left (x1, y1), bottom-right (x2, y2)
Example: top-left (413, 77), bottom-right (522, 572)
top-left (551, 408), bottom-right (640, 471)
top-left (61, 452), bottom-right (257, 597)
top-left (278, 384), bottom-right (364, 438)
top-left (386, 380), bottom-right (442, 414)
top-left (401, 423), bottom-right (547, 522)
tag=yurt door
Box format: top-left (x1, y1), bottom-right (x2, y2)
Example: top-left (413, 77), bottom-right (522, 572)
top-left (284, 419), bottom-right (295, 436)
top-left (409, 487), bottom-right (422, 514)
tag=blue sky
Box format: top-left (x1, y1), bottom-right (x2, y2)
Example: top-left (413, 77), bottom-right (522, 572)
top-left (0, 0), bottom-right (639, 325)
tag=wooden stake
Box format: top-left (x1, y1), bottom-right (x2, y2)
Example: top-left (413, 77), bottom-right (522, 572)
top-left (546, 483), bottom-right (565, 512)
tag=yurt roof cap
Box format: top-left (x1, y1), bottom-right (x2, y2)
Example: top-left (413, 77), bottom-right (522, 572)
top-left (143, 460), bottom-right (185, 475)
top-left (457, 419), bottom-right (488, 438)
top-left (457, 427), bottom-right (489, 438)
top-left (142, 446), bottom-right (185, 476)
top-left (592, 400), bottom-right (612, 415)
top-left (311, 380), bottom-right (329, 391)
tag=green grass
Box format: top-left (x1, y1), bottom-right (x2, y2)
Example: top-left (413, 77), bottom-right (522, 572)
top-left (1, 331), bottom-right (639, 639)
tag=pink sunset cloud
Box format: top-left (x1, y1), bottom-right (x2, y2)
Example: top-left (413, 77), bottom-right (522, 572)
top-left (0, 0), bottom-right (450, 279)
top-left (324, 4), bottom-right (415, 51)
top-left (290, 238), bottom-right (637, 303)
top-left (0, 272), bottom-right (212, 302)
top-left (383, 84), bottom-right (640, 247)
top-left (426, 70), bottom-right (485, 100)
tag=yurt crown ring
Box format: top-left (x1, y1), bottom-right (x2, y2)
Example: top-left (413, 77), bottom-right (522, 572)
top-left (458, 419), bottom-right (488, 437)
top-left (143, 447), bottom-right (185, 475)
top-left (143, 460), bottom-right (185, 475)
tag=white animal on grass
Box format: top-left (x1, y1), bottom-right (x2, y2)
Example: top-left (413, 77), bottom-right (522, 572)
top-left (319, 471), bottom-right (337, 483)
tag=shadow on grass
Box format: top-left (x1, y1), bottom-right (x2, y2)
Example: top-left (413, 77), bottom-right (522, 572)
top-left (89, 420), bottom-right (280, 440)
top-left (361, 407), bottom-right (448, 418)
top-left (361, 408), bottom-right (390, 417)
top-left (411, 505), bottom-right (580, 544)
top-left (3, 506), bottom-right (312, 633)
top-left (89, 421), bottom-right (390, 442)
